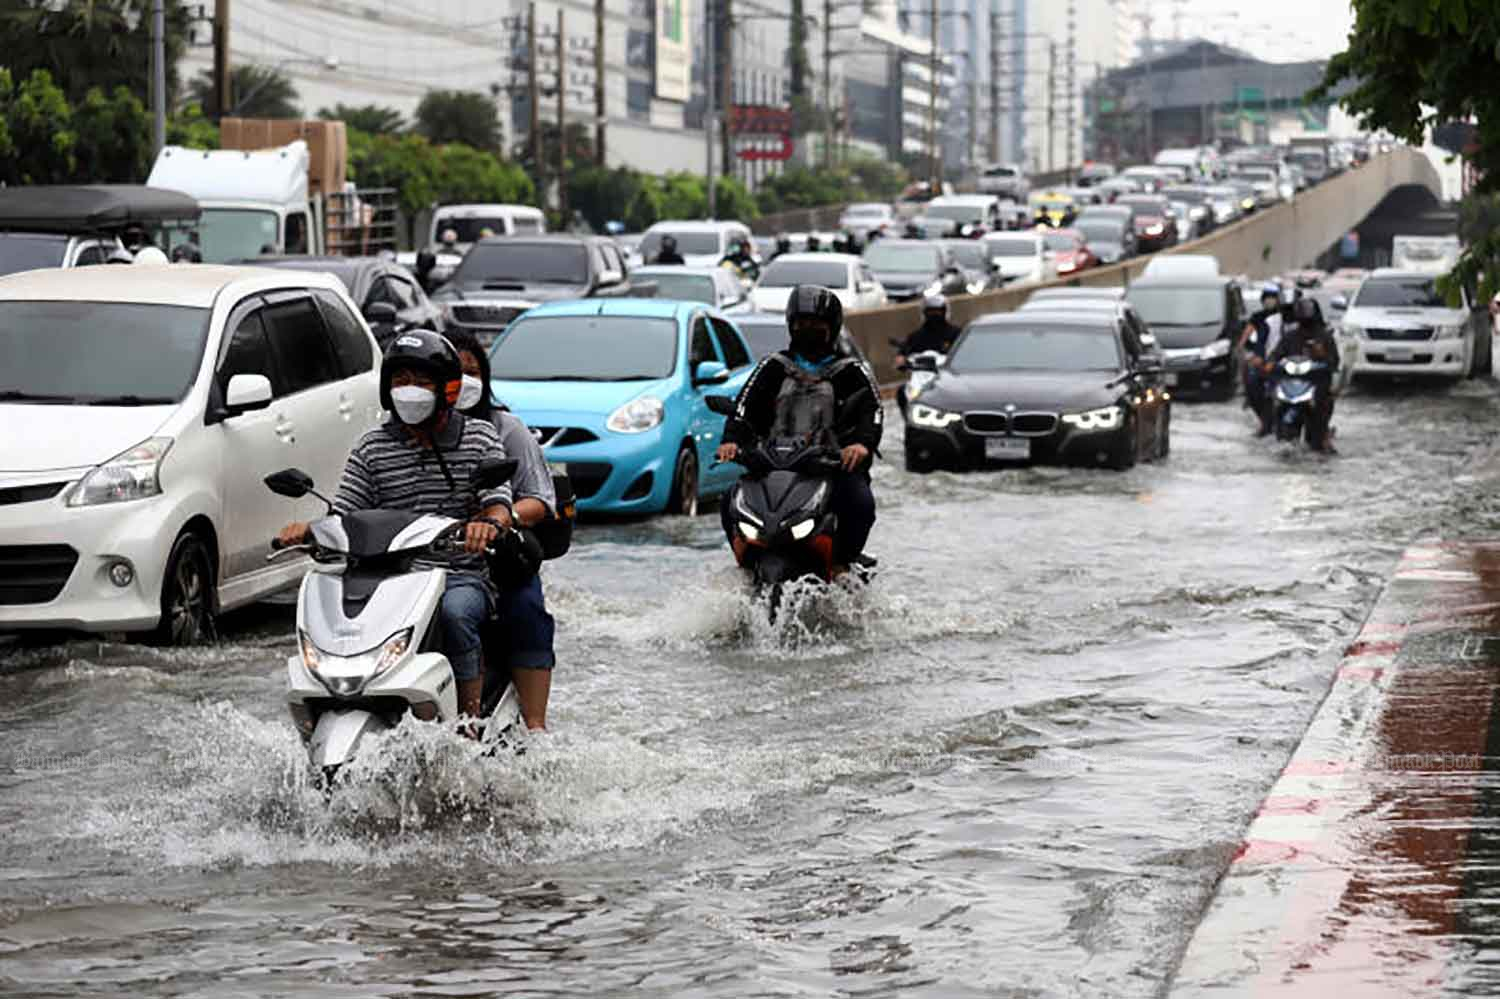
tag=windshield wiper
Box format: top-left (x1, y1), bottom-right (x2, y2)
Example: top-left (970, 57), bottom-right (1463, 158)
top-left (83, 394), bottom-right (176, 406)
top-left (0, 390), bottom-right (79, 403)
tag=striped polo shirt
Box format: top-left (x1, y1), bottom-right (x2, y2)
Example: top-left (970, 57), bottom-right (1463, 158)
top-left (334, 414), bottom-right (512, 575)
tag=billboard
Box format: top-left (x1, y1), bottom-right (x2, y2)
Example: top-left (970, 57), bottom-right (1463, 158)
top-left (654, 0), bottom-right (692, 103)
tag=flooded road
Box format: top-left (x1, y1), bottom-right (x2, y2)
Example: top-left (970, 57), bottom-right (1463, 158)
top-left (4, 380), bottom-right (1500, 998)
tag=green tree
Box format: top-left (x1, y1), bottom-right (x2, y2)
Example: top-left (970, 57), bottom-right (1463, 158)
top-left (0, 0), bottom-right (191, 107)
top-left (431, 142), bottom-right (534, 206)
top-left (188, 64), bottom-right (301, 119)
top-left (0, 69), bottom-right (76, 185)
top-left (168, 103), bottom-right (221, 149)
top-left (1315, 0), bottom-right (1500, 295)
top-left (414, 89), bottom-right (500, 151)
top-left (70, 84), bottom-right (152, 182)
top-left (318, 103), bottom-right (405, 134)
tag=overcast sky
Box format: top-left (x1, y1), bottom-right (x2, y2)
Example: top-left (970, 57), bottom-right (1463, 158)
top-left (1166, 0), bottom-right (1356, 64)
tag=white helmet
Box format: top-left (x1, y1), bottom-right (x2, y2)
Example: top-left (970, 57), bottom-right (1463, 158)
top-left (922, 292), bottom-right (949, 318)
top-left (132, 246), bottom-right (170, 266)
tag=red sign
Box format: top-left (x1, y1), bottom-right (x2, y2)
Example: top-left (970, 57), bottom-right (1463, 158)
top-left (727, 104), bottom-right (794, 136)
top-left (737, 136), bottom-right (795, 162)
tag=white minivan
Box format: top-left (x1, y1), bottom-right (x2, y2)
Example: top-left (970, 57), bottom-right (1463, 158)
top-left (0, 265), bottom-right (383, 642)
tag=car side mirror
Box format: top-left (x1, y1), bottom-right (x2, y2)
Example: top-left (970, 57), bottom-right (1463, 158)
top-left (598, 268), bottom-right (624, 287)
top-left (1330, 294), bottom-right (1349, 311)
top-left (363, 301), bottom-right (398, 325)
top-left (224, 373), bottom-right (272, 416)
top-left (704, 394), bottom-right (736, 416)
top-left (694, 360), bottom-right (730, 386)
top-left (471, 456), bottom-right (519, 490)
top-left (264, 468), bottom-right (315, 498)
top-left (907, 353), bottom-right (939, 372)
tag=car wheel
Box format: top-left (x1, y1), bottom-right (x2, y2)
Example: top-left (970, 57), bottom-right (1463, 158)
top-left (1108, 417), bottom-right (1138, 471)
top-left (668, 444), bottom-right (699, 516)
top-left (154, 529), bottom-right (215, 646)
top-left (904, 445), bottom-right (934, 474)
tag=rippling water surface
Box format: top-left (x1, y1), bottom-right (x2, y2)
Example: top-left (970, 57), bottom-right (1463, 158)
top-left (3, 380), bottom-right (1499, 998)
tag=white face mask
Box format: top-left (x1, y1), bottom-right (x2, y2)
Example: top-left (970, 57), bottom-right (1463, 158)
top-left (390, 385), bottom-right (436, 425)
top-left (456, 374), bottom-right (484, 412)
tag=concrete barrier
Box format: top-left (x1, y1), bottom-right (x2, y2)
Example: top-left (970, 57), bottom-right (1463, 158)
top-left (843, 148), bottom-right (1442, 385)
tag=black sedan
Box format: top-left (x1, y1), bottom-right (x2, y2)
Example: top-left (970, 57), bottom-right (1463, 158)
top-left (861, 239), bottom-right (969, 301)
top-left (233, 254), bottom-right (443, 347)
top-left (901, 312), bottom-right (1170, 472)
top-left (1072, 213), bottom-right (1137, 264)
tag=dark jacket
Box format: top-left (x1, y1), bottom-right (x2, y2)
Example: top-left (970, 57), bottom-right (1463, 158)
top-left (654, 250), bottom-right (685, 265)
top-left (901, 319), bottom-right (963, 356)
top-left (722, 352), bottom-right (884, 457)
top-left (720, 251), bottom-right (760, 281)
top-left (1271, 323), bottom-right (1340, 375)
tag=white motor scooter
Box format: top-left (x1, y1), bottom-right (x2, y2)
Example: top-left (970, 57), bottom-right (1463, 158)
top-left (264, 461), bottom-right (524, 781)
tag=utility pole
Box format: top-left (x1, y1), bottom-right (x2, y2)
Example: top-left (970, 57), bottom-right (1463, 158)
top-left (706, 0), bottom-right (717, 217)
top-left (988, 8), bottom-right (1001, 163)
top-left (595, 0), bottom-right (606, 165)
top-left (1066, 0), bottom-right (1077, 178)
top-left (213, 0), bottom-right (231, 118)
top-left (928, 1), bottom-right (939, 188)
top-left (1142, 9), bottom-right (1155, 160)
top-left (529, 2), bottom-right (542, 208)
top-left (824, 0), bottom-right (834, 169)
top-left (721, 0), bottom-right (734, 179)
top-left (151, 0), bottom-right (166, 153)
top-left (1046, 41), bottom-right (1056, 173)
top-left (557, 7), bottom-right (567, 224)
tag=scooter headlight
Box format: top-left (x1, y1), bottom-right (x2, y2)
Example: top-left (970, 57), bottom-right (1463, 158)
top-left (740, 520), bottom-right (761, 541)
top-left (789, 518), bottom-right (816, 540)
top-left (299, 627), bottom-right (413, 679)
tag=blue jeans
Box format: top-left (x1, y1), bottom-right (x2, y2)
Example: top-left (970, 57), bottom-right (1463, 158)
top-left (490, 574), bottom-right (556, 671)
top-left (439, 574), bottom-right (493, 681)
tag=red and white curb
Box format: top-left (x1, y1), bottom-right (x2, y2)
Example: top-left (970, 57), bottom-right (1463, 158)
top-left (1170, 543), bottom-right (1500, 997)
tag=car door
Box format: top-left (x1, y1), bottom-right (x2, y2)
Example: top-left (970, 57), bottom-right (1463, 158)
top-left (1116, 320), bottom-right (1160, 454)
top-left (705, 316), bottom-right (754, 489)
top-left (259, 292), bottom-right (356, 502)
top-left (314, 287), bottom-right (383, 441)
top-left (685, 313), bottom-right (726, 478)
top-left (210, 298), bottom-right (303, 582)
top-left (857, 262), bottom-right (885, 309)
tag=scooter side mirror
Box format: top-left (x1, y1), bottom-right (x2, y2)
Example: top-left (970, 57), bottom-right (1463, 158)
top-left (907, 354), bottom-right (939, 372)
top-left (471, 457), bottom-right (519, 490)
top-left (265, 468), bottom-right (316, 498)
top-left (704, 394), bottom-right (736, 416)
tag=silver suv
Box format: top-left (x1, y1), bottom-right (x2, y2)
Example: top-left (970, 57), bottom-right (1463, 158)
top-left (976, 163), bottom-right (1029, 202)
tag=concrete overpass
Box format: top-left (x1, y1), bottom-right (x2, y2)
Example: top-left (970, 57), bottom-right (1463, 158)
top-left (844, 147), bottom-right (1446, 383)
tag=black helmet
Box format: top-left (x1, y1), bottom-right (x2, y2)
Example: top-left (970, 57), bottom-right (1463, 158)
top-left (661, 234), bottom-right (677, 251)
top-left (379, 329), bottom-right (463, 414)
top-left (806, 233), bottom-right (822, 251)
top-left (1292, 296), bottom-right (1322, 325)
top-left (775, 232), bottom-right (791, 250)
top-left (785, 284), bottom-right (843, 335)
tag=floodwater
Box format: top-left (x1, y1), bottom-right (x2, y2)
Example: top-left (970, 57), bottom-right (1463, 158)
top-left (3, 379), bottom-right (1499, 998)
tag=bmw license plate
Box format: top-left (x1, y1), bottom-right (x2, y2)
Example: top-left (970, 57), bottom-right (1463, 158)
top-left (984, 437), bottom-right (1031, 461)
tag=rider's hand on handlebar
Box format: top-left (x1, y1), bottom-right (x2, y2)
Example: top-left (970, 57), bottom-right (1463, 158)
top-left (276, 522), bottom-right (311, 549)
top-left (841, 443), bottom-right (870, 472)
top-left (464, 519), bottom-right (501, 554)
top-left (716, 443), bottom-right (739, 463)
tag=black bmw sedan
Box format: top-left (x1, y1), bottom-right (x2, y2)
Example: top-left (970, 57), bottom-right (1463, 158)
top-left (901, 312), bottom-right (1170, 472)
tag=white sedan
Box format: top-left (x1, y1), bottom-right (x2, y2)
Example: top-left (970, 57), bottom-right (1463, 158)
top-left (630, 265), bottom-right (752, 313)
top-left (0, 265), bottom-right (382, 642)
top-left (750, 253), bottom-right (888, 314)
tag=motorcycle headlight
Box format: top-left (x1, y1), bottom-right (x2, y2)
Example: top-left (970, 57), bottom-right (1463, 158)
top-left (923, 280), bottom-right (944, 297)
top-left (606, 396), bottom-right (665, 434)
top-left (789, 518), bottom-right (816, 540)
top-left (909, 403), bottom-right (962, 428)
top-left (67, 437), bottom-right (173, 507)
top-left (1199, 338), bottom-right (1232, 360)
top-left (1060, 405), bottom-right (1124, 431)
top-left (734, 490), bottom-right (762, 527)
top-left (300, 627), bottom-right (413, 678)
top-left (967, 281), bottom-right (985, 295)
top-left (739, 520), bottom-right (761, 541)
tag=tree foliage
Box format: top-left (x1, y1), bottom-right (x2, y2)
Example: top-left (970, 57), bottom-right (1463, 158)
top-left (414, 90), bottom-right (501, 151)
top-left (0, 0), bottom-right (191, 106)
top-left (318, 103), bottom-right (405, 135)
top-left (1317, 0), bottom-right (1500, 296)
top-left (0, 68), bottom-right (156, 185)
top-left (755, 156), bottom-right (908, 215)
top-left (168, 103), bottom-right (221, 149)
top-left (188, 64), bottom-right (301, 119)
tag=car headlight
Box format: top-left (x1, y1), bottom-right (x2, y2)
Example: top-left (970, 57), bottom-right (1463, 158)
top-left (606, 396), bottom-right (665, 433)
top-left (1144, 223), bottom-right (1164, 236)
top-left (300, 627), bottom-right (412, 678)
top-left (923, 280), bottom-right (944, 297)
top-left (1241, 198), bottom-right (1255, 210)
top-left (1343, 323), bottom-right (1363, 339)
top-left (1057, 258), bottom-right (1077, 273)
top-left (909, 403), bottom-right (962, 428)
top-left (1190, 206), bottom-right (1207, 220)
top-left (1060, 405), bottom-right (1124, 431)
top-left (1199, 338), bottom-right (1232, 360)
top-left (1437, 324), bottom-right (1464, 338)
top-left (789, 518), bottom-right (816, 540)
top-left (67, 437), bottom-right (172, 507)
top-left (967, 281), bottom-right (985, 295)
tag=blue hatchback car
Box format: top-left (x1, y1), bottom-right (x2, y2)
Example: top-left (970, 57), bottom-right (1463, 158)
top-left (487, 299), bottom-right (757, 515)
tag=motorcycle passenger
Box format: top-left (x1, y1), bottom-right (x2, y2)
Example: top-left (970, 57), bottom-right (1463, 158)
top-left (654, 234), bottom-right (686, 265)
top-left (720, 236), bottom-right (761, 282)
top-left (1238, 281), bottom-right (1286, 436)
top-left (448, 330), bottom-right (558, 732)
top-left (715, 285), bottom-right (884, 572)
top-left (1270, 297), bottom-right (1340, 452)
top-left (276, 331), bottom-right (515, 725)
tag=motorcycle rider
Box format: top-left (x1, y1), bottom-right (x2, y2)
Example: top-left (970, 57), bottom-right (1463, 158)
top-left (894, 294), bottom-right (963, 416)
top-left (448, 329), bottom-right (558, 732)
top-left (1238, 281), bottom-right (1286, 436)
top-left (1269, 297), bottom-right (1340, 452)
top-left (276, 331), bottom-right (515, 726)
top-left (715, 286), bottom-right (883, 572)
top-left (771, 232), bottom-right (792, 260)
top-left (720, 236), bottom-right (761, 282)
top-left (654, 234), bottom-right (686, 265)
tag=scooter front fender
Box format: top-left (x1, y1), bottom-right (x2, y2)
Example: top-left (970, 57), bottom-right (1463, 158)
top-left (310, 709), bottom-right (390, 771)
top-left (365, 651), bottom-right (459, 722)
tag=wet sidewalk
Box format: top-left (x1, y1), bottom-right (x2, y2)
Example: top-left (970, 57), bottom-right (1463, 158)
top-left (1172, 542), bottom-right (1500, 996)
